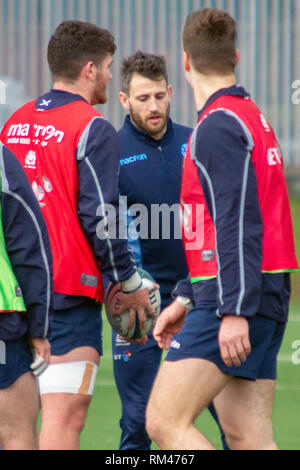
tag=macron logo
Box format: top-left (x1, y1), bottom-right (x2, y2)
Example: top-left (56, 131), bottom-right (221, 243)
top-left (120, 153), bottom-right (148, 166)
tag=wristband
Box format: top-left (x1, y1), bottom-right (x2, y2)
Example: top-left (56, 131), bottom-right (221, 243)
top-left (121, 271), bottom-right (142, 293)
top-left (176, 296), bottom-right (194, 310)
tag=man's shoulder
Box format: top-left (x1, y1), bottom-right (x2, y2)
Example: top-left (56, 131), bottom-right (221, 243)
top-left (117, 120), bottom-right (133, 139)
top-left (195, 108), bottom-right (249, 140)
top-left (117, 121), bottom-right (146, 155)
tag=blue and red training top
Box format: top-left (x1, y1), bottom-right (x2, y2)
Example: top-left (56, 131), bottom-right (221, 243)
top-left (1, 90), bottom-right (138, 310)
top-left (175, 85), bottom-right (298, 322)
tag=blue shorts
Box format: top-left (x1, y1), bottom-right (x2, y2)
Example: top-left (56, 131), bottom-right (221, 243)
top-left (166, 304), bottom-right (286, 380)
top-left (49, 298), bottom-right (103, 356)
top-left (0, 337), bottom-right (33, 389)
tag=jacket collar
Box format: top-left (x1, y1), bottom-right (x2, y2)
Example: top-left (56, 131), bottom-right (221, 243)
top-left (197, 85), bottom-right (250, 120)
top-left (35, 89), bottom-right (87, 110)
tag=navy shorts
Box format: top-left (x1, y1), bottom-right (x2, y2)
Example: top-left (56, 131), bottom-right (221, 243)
top-left (0, 337), bottom-right (33, 389)
top-left (166, 303), bottom-right (286, 380)
top-left (49, 298), bottom-right (103, 356)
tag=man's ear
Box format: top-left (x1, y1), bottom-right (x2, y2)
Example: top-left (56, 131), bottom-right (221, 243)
top-left (182, 51), bottom-right (192, 86)
top-left (167, 84), bottom-right (173, 102)
top-left (235, 50), bottom-right (240, 67)
top-left (82, 61), bottom-right (96, 81)
top-left (119, 91), bottom-right (130, 111)
top-left (183, 51), bottom-right (190, 72)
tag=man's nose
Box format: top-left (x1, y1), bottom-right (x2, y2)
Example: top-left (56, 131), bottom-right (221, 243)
top-left (149, 98), bottom-right (159, 113)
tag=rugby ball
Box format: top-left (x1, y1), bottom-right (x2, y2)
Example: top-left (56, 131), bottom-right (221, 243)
top-left (104, 269), bottom-right (161, 340)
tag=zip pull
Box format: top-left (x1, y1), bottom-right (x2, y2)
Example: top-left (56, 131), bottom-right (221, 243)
top-left (157, 145), bottom-right (166, 162)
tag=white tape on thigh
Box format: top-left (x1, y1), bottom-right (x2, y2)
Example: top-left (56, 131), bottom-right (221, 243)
top-left (38, 361), bottom-right (98, 395)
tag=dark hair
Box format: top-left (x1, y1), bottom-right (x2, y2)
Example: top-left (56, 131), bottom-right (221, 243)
top-left (183, 8), bottom-right (236, 75)
top-left (121, 51), bottom-right (168, 95)
top-left (47, 20), bottom-right (116, 81)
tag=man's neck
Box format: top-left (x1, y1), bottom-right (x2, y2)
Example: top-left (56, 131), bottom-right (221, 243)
top-left (190, 72), bottom-right (237, 111)
top-left (52, 81), bottom-right (92, 105)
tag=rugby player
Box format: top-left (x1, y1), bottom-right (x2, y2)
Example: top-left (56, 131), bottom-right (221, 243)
top-left (0, 143), bottom-right (52, 449)
top-left (146, 8), bottom-right (298, 450)
top-left (1, 21), bottom-right (155, 450)
top-left (113, 51), bottom-right (227, 450)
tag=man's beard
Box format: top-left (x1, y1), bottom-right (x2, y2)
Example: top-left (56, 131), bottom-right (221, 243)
top-left (95, 83), bottom-right (108, 105)
top-left (93, 71), bottom-right (108, 105)
top-left (129, 103), bottom-right (170, 138)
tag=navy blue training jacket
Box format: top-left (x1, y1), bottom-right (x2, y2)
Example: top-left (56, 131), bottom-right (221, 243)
top-left (0, 145), bottom-right (53, 341)
top-left (118, 116), bottom-right (192, 307)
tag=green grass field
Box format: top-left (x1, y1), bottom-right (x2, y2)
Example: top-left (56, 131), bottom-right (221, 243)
top-left (78, 196), bottom-right (300, 450)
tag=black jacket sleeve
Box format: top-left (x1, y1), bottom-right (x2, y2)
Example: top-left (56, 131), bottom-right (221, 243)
top-left (1, 145), bottom-right (53, 338)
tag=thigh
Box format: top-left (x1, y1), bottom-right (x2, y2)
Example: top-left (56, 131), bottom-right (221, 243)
top-left (147, 357), bottom-right (230, 426)
top-left (0, 371), bottom-right (39, 442)
top-left (39, 358), bottom-right (96, 425)
top-left (214, 378), bottom-right (276, 448)
top-left (40, 391), bottom-right (92, 423)
top-left (38, 344), bottom-right (100, 394)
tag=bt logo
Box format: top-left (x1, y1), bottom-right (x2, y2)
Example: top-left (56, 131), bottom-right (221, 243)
top-left (113, 351), bottom-right (132, 362)
top-left (122, 351), bottom-right (132, 362)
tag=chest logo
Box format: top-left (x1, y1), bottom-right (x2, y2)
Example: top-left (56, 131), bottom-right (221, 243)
top-left (120, 154), bottom-right (148, 166)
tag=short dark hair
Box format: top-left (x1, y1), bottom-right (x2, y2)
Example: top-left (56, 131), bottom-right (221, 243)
top-left (121, 51), bottom-right (168, 95)
top-left (183, 8), bottom-right (236, 75)
top-left (47, 20), bottom-right (116, 81)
